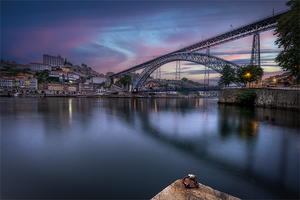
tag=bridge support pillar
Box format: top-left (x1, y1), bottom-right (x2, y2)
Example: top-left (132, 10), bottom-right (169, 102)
top-left (175, 61), bottom-right (180, 81)
top-left (250, 32), bottom-right (260, 67)
top-left (204, 47), bottom-right (210, 89)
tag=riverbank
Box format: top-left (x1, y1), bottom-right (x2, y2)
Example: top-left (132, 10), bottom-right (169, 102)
top-left (1, 92), bottom-right (215, 99)
top-left (218, 88), bottom-right (300, 110)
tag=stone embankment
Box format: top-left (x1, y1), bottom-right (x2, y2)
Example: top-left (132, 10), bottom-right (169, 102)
top-left (218, 88), bottom-right (300, 110)
top-left (107, 92), bottom-right (188, 98)
top-left (152, 179), bottom-right (240, 200)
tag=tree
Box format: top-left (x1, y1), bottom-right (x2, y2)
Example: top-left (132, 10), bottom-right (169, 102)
top-left (188, 80), bottom-right (194, 84)
top-left (46, 77), bottom-right (59, 83)
top-left (238, 89), bottom-right (256, 105)
top-left (236, 65), bottom-right (264, 86)
top-left (218, 64), bottom-right (236, 87)
top-left (182, 77), bottom-right (188, 82)
top-left (120, 74), bottom-right (131, 86)
top-left (35, 70), bottom-right (50, 83)
top-left (274, 0), bottom-right (300, 84)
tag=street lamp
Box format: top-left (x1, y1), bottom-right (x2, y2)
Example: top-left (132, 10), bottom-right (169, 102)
top-left (246, 73), bottom-right (251, 88)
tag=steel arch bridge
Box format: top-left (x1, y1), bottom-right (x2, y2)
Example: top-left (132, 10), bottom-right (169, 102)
top-left (109, 9), bottom-right (289, 92)
top-left (132, 52), bottom-right (241, 91)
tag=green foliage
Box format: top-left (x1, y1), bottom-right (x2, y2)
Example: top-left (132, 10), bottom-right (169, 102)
top-left (179, 91), bottom-right (189, 95)
top-left (36, 70), bottom-right (50, 83)
top-left (46, 77), bottom-right (59, 83)
top-left (236, 65), bottom-right (264, 86)
top-left (238, 89), bottom-right (256, 105)
top-left (194, 81), bottom-right (201, 86)
top-left (182, 77), bottom-right (188, 82)
top-left (218, 64), bottom-right (236, 87)
top-left (1, 67), bottom-right (30, 76)
top-left (120, 74), bottom-right (131, 86)
top-left (65, 62), bottom-right (73, 65)
top-left (99, 82), bottom-right (106, 87)
top-left (181, 77), bottom-right (201, 86)
top-left (64, 59), bottom-right (73, 66)
top-left (284, 80), bottom-right (290, 86)
top-left (274, 0), bottom-right (300, 84)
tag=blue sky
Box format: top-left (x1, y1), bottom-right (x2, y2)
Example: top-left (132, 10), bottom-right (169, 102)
top-left (1, 0), bottom-right (289, 84)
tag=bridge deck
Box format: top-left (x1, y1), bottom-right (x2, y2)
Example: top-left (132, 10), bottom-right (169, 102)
top-left (110, 9), bottom-right (289, 79)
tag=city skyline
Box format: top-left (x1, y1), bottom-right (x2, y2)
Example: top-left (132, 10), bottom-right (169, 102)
top-left (1, 0), bottom-right (289, 84)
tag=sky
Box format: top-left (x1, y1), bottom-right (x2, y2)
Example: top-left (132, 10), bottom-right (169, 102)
top-left (1, 0), bottom-right (290, 84)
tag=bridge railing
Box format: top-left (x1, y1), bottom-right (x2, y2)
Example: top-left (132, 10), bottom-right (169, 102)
top-left (222, 86), bottom-right (300, 90)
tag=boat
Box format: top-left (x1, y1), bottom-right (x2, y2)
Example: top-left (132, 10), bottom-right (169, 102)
top-left (76, 95), bottom-right (87, 98)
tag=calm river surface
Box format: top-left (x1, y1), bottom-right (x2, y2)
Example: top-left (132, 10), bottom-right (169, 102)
top-left (1, 97), bottom-right (299, 199)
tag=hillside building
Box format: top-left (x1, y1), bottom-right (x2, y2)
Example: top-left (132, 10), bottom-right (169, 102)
top-left (30, 63), bottom-right (52, 71)
top-left (43, 54), bottom-right (64, 67)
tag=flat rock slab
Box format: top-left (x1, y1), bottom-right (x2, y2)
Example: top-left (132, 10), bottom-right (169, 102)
top-left (151, 179), bottom-right (241, 200)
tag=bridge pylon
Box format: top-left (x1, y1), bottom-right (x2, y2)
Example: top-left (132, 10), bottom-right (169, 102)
top-left (204, 47), bottom-right (210, 89)
top-left (250, 32), bottom-right (260, 67)
top-left (175, 60), bottom-right (180, 81)
top-left (178, 60), bottom-right (180, 81)
top-left (159, 66), bottom-right (161, 82)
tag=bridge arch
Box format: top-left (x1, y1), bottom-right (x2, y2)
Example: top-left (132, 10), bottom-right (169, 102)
top-left (132, 52), bottom-right (241, 92)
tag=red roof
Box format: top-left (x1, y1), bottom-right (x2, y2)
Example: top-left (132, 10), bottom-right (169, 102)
top-left (30, 62), bottom-right (49, 65)
top-left (1, 71), bottom-right (13, 73)
top-left (7, 62), bottom-right (28, 66)
top-left (7, 62), bottom-right (18, 65)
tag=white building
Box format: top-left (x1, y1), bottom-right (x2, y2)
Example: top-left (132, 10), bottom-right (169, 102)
top-left (66, 73), bottom-right (80, 81)
top-left (49, 71), bottom-right (61, 77)
top-left (93, 76), bottom-right (107, 84)
top-left (30, 78), bottom-right (38, 89)
top-left (43, 54), bottom-right (64, 67)
top-left (56, 72), bottom-right (80, 81)
top-left (30, 63), bottom-right (52, 71)
top-left (0, 77), bottom-right (9, 87)
top-left (79, 82), bottom-right (94, 92)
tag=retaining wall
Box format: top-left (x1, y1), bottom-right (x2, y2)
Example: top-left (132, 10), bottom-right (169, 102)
top-left (218, 88), bottom-right (300, 110)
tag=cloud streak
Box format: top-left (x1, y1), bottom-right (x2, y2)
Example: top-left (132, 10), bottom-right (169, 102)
top-left (1, 0), bottom-right (288, 78)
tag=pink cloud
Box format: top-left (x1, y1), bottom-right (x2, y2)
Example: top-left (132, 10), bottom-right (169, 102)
top-left (5, 23), bottom-right (100, 63)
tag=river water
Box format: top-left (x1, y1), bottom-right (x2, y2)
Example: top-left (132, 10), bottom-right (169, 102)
top-left (1, 97), bottom-right (299, 199)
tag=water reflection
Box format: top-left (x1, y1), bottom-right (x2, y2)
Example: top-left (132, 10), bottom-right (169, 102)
top-left (100, 98), bottom-right (299, 198)
top-left (69, 98), bottom-right (72, 124)
top-left (1, 98), bottom-right (299, 199)
top-left (217, 105), bottom-right (259, 139)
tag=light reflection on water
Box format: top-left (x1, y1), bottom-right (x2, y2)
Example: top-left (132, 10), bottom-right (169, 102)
top-left (1, 97), bottom-right (299, 199)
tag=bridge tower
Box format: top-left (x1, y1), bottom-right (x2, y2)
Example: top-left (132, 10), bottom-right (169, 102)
top-left (250, 31), bottom-right (260, 67)
top-left (178, 61), bottom-right (180, 81)
top-left (204, 47), bottom-right (210, 89)
top-left (159, 66), bottom-right (161, 81)
top-left (155, 67), bottom-right (161, 82)
top-left (175, 61), bottom-right (180, 81)
top-left (175, 61), bottom-right (178, 80)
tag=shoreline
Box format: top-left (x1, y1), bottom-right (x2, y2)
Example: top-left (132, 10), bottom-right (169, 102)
top-left (218, 88), bottom-right (300, 111)
top-left (0, 94), bottom-right (216, 99)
